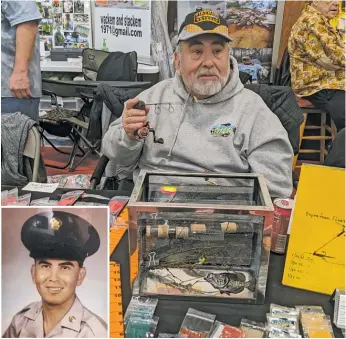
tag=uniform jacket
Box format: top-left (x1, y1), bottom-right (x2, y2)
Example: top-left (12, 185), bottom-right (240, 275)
top-left (2, 297), bottom-right (107, 338)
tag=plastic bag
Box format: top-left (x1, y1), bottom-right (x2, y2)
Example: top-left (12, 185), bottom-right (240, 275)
top-left (240, 319), bottom-right (265, 338)
top-left (57, 190), bottom-right (83, 206)
top-left (124, 296), bottom-right (158, 327)
top-left (210, 321), bottom-right (245, 338)
top-left (179, 308), bottom-right (216, 338)
top-left (125, 315), bottom-right (159, 338)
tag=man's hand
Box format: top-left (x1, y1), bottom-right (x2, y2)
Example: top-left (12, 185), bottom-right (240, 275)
top-left (9, 70), bottom-right (32, 99)
top-left (122, 97), bottom-right (149, 139)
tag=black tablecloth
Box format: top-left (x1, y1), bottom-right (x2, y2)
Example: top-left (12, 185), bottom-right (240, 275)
top-left (153, 253), bottom-right (342, 337)
top-left (1, 185), bottom-right (131, 202)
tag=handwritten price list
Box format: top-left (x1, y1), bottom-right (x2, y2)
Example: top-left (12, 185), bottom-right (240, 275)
top-left (286, 252), bottom-right (315, 281)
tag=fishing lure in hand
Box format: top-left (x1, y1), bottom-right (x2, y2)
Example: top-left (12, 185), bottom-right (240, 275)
top-left (134, 100), bottom-right (164, 144)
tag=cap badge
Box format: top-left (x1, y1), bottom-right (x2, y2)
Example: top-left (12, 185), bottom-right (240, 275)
top-left (69, 316), bottom-right (76, 323)
top-left (50, 217), bottom-right (62, 231)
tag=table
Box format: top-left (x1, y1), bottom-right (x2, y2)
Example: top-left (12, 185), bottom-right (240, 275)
top-left (40, 57), bottom-right (159, 75)
top-left (152, 253), bottom-right (343, 336)
top-left (1, 185), bottom-right (132, 202)
top-left (112, 230), bottom-right (343, 338)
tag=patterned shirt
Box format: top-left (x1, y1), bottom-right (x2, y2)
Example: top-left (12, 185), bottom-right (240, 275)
top-left (288, 5), bottom-right (345, 97)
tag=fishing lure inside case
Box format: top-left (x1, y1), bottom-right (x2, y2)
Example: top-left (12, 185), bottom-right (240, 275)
top-left (129, 170), bottom-right (274, 304)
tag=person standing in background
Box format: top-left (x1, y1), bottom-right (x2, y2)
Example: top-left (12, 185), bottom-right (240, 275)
top-left (1, 0), bottom-right (42, 121)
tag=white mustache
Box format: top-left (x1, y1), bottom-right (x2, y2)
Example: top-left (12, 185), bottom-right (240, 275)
top-left (197, 70), bottom-right (219, 78)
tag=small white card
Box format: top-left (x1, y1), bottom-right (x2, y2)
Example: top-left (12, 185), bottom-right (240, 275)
top-left (334, 289), bottom-right (346, 329)
top-left (22, 182), bottom-right (59, 193)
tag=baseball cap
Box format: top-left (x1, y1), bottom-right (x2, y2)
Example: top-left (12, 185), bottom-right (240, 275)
top-left (178, 9), bottom-right (232, 43)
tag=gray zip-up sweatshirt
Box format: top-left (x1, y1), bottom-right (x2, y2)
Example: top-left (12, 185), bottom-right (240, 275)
top-left (102, 56), bottom-right (293, 198)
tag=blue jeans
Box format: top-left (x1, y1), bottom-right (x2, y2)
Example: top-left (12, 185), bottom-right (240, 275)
top-left (1, 97), bottom-right (40, 122)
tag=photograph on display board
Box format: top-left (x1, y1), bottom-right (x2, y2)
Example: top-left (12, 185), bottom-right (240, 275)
top-left (37, 1), bottom-right (53, 19)
top-left (63, 0), bottom-right (73, 13)
top-left (226, 0), bottom-right (277, 48)
top-left (53, 13), bottom-right (62, 27)
top-left (74, 24), bottom-right (90, 38)
top-left (230, 48), bottom-right (272, 83)
top-left (73, 14), bottom-right (89, 24)
top-left (176, 1), bottom-right (277, 49)
top-left (43, 36), bottom-right (53, 51)
top-left (95, 0), bottom-right (150, 10)
top-left (63, 13), bottom-right (73, 30)
top-left (64, 31), bottom-right (89, 48)
top-left (1, 208), bottom-right (108, 338)
top-left (74, 0), bottom-right (84, 13)
top-left (39, 19), bottom-right (54, 36)
top-left (54, 26), bottom-right (65, 46)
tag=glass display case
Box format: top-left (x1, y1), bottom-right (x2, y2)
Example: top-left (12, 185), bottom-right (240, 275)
top-left (128, 171), bottom-right (274, 304)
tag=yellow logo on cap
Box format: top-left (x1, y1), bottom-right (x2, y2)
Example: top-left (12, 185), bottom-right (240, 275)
top-left (194, 9), bottom-right (220, 25)
top-left (50, 217), bottom-right (62, 231)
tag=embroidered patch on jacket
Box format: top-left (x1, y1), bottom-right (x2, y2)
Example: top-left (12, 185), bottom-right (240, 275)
top-left (210, 123), bottom-right (236, 137)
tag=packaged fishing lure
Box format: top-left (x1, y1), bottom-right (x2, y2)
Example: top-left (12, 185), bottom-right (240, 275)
top-left (302, 316), bottom-right (334, 338)
top-left (240, 318), bottom-right (265, 338)
top-left (210, 321), bottom-right (245, 338)
top-left (300, 314), bottom-right (334, 338)
top-left (267, 327), bottom-right (302, 338)
top-left (6, 188), bottom-right (18, 205)
top-left (266, 313), bottom-right (299, 333)
top-left (30, 197), bottom-right (50, 206)
top-left (57, 190), bottom-right (83, 206)
top-left (270, 304), bottom-right (298, 316)
top-left (179, 308), bottom-right (216, 338)
top-left (14, 193), bottom-right (31, 206)
top-left (1, 190), bottom-right (8, 206)
top-left (124, 296), bottom-right (158, 327)
top-left (125, 315), bottom-right (159, 338)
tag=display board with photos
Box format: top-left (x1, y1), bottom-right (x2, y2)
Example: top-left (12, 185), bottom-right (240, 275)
top-left (177, 0), bottom-right (278, 83)
top-left (36, 0), bottom-right (92, 51)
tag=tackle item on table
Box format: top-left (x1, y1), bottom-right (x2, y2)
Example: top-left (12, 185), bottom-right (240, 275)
top-left (210, 321), bottom-right (245, 338)
top-left (125, 315), bottom-right (159, 338)
top-left (11, 193), bottom-right (31, 206)
top-left (109, 196), bottom-right (129, 216)
top-left (179, 308), bottom-right (216, 338)
top-left (158, 334), bottom-right (183, 338)
top-left (296, 306), bottom-right (325, 318)
top-left (1, 190), bottom-right (8, 205)
top-left (302, 317), bottom-right (335, 338)
top-left (267, 327), bottom-right (302, 338)
top-left (271, 198), bottom-right (294, 253)
top-left (240, 319), bottom-right (265, 338)
top-left (270, 304), bottom-right (298, 316)
top-left (266, 314), bottom-right (299, 333)
top-left (30, 197), bottom-right (50, 206)
top-left (6, 188), bottom-right (18, 205)
top-left (124, 296), bottom-right (158, 327)
top-left (57, 190), bottom-right (83, 206)
top-left (331, 289), bottom-right (345, 329)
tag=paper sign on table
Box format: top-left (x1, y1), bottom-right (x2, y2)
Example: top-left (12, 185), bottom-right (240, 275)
top-left (282, 164), bottom-right (345, 295)
top-left (22, 182), bottom-right (59, 193)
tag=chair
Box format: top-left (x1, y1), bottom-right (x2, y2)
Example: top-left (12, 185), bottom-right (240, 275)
top-left (23, 126), bottom-right (42, 182)
top-left (39, 48), bottom-right (147, 172)
top-left (296, 98), bottom-right (337, 166)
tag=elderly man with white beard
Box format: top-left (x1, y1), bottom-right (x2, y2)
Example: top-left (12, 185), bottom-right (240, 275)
top-left (102, 9), bottom-right (294, 198)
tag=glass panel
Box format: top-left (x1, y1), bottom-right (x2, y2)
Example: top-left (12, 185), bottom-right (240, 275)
top-left (137, 174), bottom-right (263, 206)
top-left (137, 211), bottom-right (264, 300)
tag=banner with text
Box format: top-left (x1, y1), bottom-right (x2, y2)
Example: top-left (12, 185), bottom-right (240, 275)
top-left (93, 0), bottom-right (151, 59)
